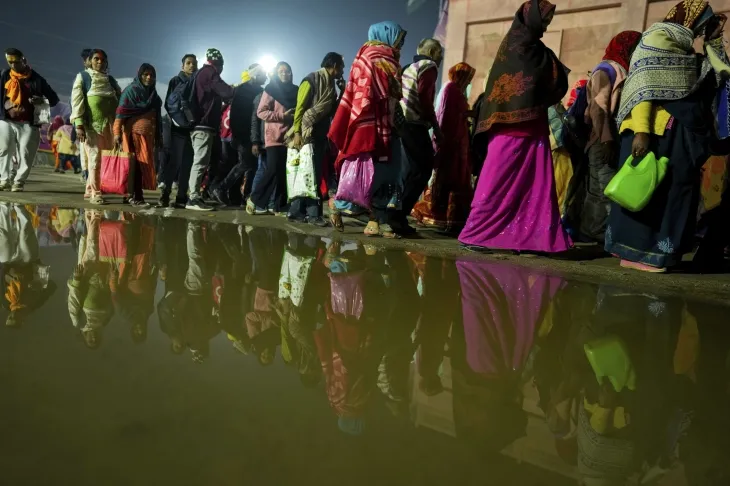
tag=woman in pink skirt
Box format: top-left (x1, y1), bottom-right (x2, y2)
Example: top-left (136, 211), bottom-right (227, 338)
top-left (459, 0), bottom-right (572, 253)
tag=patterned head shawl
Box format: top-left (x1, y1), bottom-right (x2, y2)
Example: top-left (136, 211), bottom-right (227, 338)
top-left (602, 31), bottom-right (642, 73)
top-left (523, 0), bottom-right (555, 19)
top-left (475, 0), bottom-right (568, 134)
top-left (664, 0), bottom-right (713, 34)
top-left (615, 2), bottom-right (714, 125)
top-left (116, 63), bottom-right (162, 120)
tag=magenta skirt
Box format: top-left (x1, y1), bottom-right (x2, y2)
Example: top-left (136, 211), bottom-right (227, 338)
top-left (459, 120), bottom-right (572, 253)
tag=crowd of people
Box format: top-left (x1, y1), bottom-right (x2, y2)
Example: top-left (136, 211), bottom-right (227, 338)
top-left (2, 0), bottom-right (730, 273)
top-left (1, 201), bottom-right (729, 484)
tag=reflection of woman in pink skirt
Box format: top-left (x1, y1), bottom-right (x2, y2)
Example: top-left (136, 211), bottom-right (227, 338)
top-left (459, 0), bottom-right (572, 253)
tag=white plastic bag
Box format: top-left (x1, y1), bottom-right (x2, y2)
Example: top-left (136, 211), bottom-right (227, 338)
top-left (33, 100), bottom-right (51, 125)
top-left (278, 251), bottom-right (314, 307)
top-left (286, 144), bottom-right (318, 201)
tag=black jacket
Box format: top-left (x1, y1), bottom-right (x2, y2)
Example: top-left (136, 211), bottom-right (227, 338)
top-left (250, 92), bottom-right (264, 146)
top-left (0, 69), bottom-right (59, 125)
top-left (230, 82), bottom-right (263, 145)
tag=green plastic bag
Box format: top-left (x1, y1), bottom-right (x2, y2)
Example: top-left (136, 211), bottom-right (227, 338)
top-left (584, 336), bottom-right (637, 393)
top-left (604, 151), bottom-right (669, 212)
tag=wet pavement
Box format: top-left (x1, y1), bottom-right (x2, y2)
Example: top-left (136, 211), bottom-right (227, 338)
top-left (5, 167), bottom-right (730, 307)
top-left (1, 202), bottom-right (729, 486)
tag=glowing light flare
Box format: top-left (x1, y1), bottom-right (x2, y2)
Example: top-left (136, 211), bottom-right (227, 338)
top-left (257, 55), bottom-right (278, 73)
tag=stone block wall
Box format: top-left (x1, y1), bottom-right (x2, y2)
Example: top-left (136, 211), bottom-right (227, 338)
top-left (444, 0), bottom-right (730, 103)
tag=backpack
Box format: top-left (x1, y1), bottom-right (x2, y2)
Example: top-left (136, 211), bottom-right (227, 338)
top-left (166, 71), bottom-right (201, 128)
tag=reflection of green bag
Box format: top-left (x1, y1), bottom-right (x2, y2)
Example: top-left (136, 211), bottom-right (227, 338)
top-left (604, 151), bottom-right (669, 212)
top-left (584, 336), bottom-right (637, 393)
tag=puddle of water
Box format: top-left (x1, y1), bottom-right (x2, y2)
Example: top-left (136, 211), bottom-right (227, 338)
top-left (1, 203), bottom-right (729, 486)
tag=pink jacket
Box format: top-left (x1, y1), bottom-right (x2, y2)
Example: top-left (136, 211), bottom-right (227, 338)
top-left (257, 91), bottom-right (292, 148)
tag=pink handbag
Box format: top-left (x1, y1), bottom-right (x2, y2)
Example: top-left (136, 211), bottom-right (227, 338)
top-left (100, 149), bottom-right (135, 195)
top-left (334, 154), bottom-right (375, 209)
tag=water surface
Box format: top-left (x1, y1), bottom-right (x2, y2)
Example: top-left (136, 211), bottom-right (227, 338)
top-left (1, 203), bottom-right (728, 486)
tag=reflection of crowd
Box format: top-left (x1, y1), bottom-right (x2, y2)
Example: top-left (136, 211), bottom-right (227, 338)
top-left (0, 203), bottom-right (55, 327)
top-left (2, 205), bottom-right (729, 484)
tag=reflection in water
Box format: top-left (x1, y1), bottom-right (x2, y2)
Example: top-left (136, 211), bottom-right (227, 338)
top-left (1, 203), bottom-right (730, 485)
top-left (1, 204), bottom-right (56, 328)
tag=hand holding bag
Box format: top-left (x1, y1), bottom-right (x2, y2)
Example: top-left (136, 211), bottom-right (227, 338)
top-left (334, 154), bottom-right (375, 209)
top-left (100, 149), bottom-right (136, 195)
top-left (604, 151), bottom-right (669, 212)
top-left (286, 144), bottom-right (318, 201)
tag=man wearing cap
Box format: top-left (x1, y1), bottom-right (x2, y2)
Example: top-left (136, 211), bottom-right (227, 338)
top-left (186, 48), bottom-right (234, 211)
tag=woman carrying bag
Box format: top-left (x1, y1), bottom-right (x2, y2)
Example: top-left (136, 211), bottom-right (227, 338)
top-left (607, 2), bottom-right (728, 273)
top-left (113, 63), bottom-right (162, 208)
top-left (70, 49), bottom-right (121, 205)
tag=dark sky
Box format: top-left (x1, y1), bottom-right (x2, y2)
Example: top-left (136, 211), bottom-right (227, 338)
top-left (1, 0), bottom-right (439, 96)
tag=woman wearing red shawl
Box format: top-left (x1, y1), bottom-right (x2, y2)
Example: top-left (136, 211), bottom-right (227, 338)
top-left (412, 62), bottom-right (476, 232)
top-left (315, 248), bottom-right (387, 435)
top-left (328, 21), bottom-right (406, 238)
top-left (459, 0), bottom-right (571, 253)
top-left (113, 63), bottom-right (162, 208)
top-left (564, 31), bottom-right (642, 244)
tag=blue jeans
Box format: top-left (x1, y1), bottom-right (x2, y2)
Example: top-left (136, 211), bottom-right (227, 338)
top-left (251, 153), bottom-right (275, 209)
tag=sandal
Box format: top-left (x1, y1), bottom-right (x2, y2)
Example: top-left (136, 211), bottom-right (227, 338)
top-left (330, 213), bottom-right (344, 233)
top-left (89, 195), bottom-right (105, 205)
top-left (246, 199), bottom-right (256, 215)
top-left (620, 259), bottom-right (667, 273)
top-left (129, 199), bottom-right (150, 208)
top-left (380, 224), bottom-right (401, 239)
top-left (364, 221), bottom-right (379, 237)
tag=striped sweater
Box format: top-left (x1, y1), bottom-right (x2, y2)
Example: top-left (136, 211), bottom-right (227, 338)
top-left (400, 58), bottom-right (438, 125)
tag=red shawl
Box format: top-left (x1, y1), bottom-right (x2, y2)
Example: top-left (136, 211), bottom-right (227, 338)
top-left (328, 42), bottom-right (400, 164)
top-left (602, 31), bottom-right (642, 72)
top-left (315, 297), bottom-right (376, 418)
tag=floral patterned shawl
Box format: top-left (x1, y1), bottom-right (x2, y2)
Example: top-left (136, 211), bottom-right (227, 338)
top-left (475, 0), bottom-right (568, 134)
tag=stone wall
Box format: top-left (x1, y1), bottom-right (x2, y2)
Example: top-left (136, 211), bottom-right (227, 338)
top-left (444, 0), bottom-right (730, 103)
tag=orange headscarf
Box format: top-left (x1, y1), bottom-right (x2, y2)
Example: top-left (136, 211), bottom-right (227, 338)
top-left (448, 62), bottom-right (476, 89)
top-left (4, 69), bottom-right (31, 108)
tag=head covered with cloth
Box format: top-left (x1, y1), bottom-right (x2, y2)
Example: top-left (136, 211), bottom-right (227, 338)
top-left (448, 62), bottom-right (477, 92)
top-left (116, 63), bottom-right (162, 120)
top-left (616, 0), bottom-right (719, 125)
top-left (328, 21), bottom-right (406, 164)
top-left (474, 0), bottom-right (568, 135)
top-left (601, 31), bottom-right (643, 73)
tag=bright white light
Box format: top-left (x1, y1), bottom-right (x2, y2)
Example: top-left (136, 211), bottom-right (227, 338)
top-left (257, 55), bottom-right (277, 73)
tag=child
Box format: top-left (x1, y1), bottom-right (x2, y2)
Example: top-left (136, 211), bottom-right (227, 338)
top-left (53, 117), bottom-right (81, 174)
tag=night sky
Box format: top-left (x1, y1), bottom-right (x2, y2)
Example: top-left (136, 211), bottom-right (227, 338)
top-left (1, 0), bottom-right (439, 96)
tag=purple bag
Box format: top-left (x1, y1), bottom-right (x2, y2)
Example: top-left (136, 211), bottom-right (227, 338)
top-left (335, 154), bottom-right (375, 209)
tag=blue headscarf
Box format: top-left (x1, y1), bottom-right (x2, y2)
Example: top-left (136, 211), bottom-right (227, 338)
top-left (367, 21), bottom-right (406, 48)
